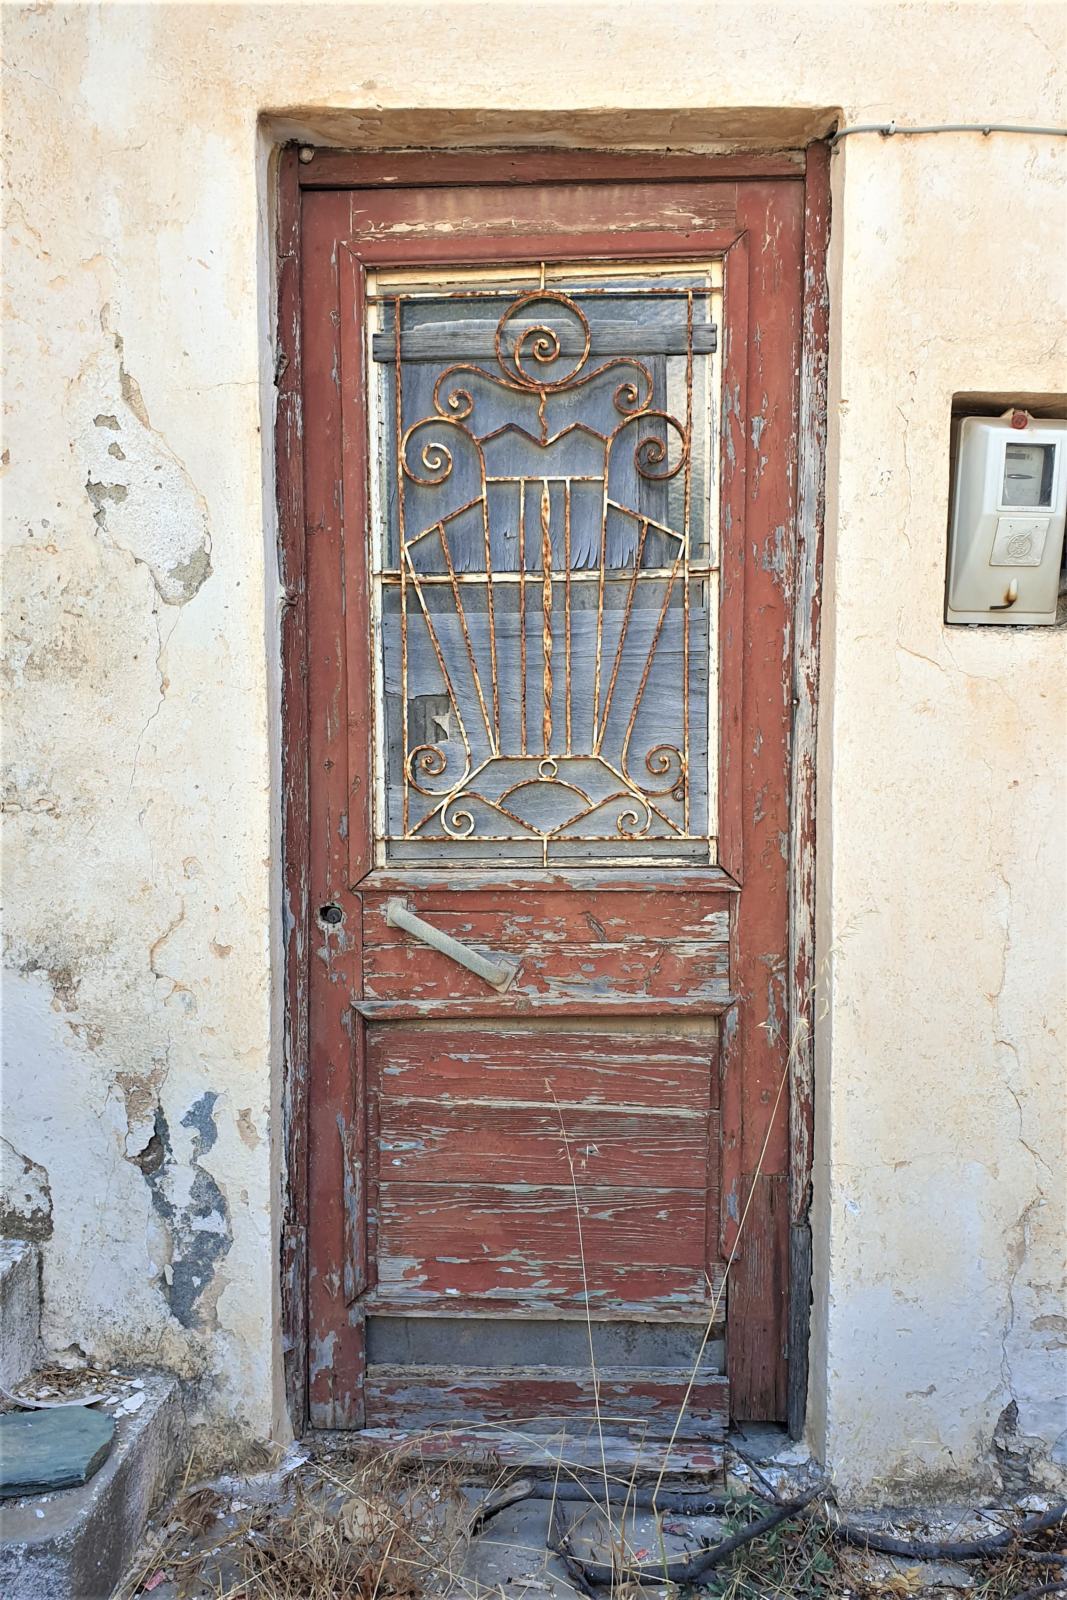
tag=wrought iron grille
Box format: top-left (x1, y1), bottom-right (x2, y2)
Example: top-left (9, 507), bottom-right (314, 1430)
top-left (368, 263), bottom-right (721, 866)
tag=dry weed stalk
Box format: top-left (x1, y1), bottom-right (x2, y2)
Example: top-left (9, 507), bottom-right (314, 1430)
top-left (541, 986), bottom-right (826, 1592)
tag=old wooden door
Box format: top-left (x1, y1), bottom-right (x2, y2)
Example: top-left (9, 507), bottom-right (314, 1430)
top-left (286, 152), bottom-right (811, 1452)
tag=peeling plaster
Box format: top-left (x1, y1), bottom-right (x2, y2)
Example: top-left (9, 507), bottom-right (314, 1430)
top-left (0, 1137), bottom-right (53, 1241)
top-left (81, 310), bottom-right (213, 608)
top-left (134, 1097), bottom-right (234, 1331)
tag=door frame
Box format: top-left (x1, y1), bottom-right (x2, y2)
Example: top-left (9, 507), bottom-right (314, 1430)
top-left (276, 142), bottom-right (830, 1439)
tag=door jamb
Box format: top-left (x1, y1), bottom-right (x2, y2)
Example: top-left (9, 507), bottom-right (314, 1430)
top-left (787, 140), bottom-right (830, 1439)
top-left (277, 144), bottom-right (311, 1433)
top-left (275, 142), bottom-right (830, 1440)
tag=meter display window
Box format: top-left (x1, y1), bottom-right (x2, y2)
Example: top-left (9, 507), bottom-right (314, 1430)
top-left (1002, 442), bottom-right (1055, 508)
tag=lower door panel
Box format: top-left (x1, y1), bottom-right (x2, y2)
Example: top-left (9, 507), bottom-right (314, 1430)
top-left (361, 1018), bottom-right (727, 1441)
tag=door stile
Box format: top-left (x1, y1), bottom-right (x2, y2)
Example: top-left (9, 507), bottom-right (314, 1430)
top-left (716, 230), bottom-right (749, 887)
top-left (714, 231), bottom-right (747, 1340)
top-left (723, 180), bottom-right (805, 1419)
top-left (338, 242), bottom-right (375, 886)
top-left (277, 146), bottom-right (311, 1435)
top-left (304, 188), bottom-right (367, 1426)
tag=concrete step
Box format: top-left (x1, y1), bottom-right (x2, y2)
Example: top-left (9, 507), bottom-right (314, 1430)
top-left (0, 1372), bottom-right (185, 1600)
top-left (0, 1241), bottom-right (40, 1390)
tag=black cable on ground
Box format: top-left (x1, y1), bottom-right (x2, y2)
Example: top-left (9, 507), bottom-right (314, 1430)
top-left (548, 1484), bottom-right (827, 1585)
top-left (829, 1500), bottom-right (1066, 1561)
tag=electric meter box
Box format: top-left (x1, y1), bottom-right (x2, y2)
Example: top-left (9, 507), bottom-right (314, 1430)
top-left (946, 413), bottom-right (1067, 626)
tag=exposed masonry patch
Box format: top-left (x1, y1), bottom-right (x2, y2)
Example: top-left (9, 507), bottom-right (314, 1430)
top-left (129, 1127), bottom-right (166, 1177)
top-left (86, 477), bottom-right (129, 520)
top-left (0, 1136), bottom-right (53, 1241)
top-left (131, 1095), bottom-right (232, 1331)
top-left (182, 1092), bottom-right (220, 1160)
top-left (16, 955), bottom-right (80, 1011)
top-left (81, 308), bottom-right (213, 607)
top-left (993, 1398), bottom-right (1050, 1494)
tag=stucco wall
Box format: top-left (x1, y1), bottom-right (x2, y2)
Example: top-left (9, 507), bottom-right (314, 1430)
top-left (2, 1), bottom-right (1064, 1497)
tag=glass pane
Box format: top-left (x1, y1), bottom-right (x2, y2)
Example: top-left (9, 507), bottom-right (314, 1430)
top-left (369, 262), bottom-right (720, 867)
top-left (1002, 442), bottom-right (1054, 508)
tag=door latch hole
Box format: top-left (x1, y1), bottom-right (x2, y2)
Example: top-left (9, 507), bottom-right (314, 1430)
top-left (318, 903), bottom-right (343, 926)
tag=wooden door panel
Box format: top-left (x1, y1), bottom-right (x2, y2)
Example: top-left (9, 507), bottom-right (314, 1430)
top-left (370, 1011), bottom-right (720, 1316)
top-left (378, 1100), bottom-right (717, 1188)
top-left (375, 1183), bottom-right (718, 1310)
top-left (367, 1020), bottom-right (720, 1110)
top-left (365, 890), bottom-right (731, 942)
top-left (361, 889), bottom-right (731, 1011)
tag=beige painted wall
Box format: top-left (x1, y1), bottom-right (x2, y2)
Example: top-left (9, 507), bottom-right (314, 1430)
top-left (2, 0), bottom-right (1064, 1497)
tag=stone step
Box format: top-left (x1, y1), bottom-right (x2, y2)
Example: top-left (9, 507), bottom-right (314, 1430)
top-left (0, 1242), bottom-right (40, 1391)
top-left (0, 1372), bottom-right (185, 1600)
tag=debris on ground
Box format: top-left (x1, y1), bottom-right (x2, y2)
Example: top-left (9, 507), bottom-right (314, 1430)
top-left (112, 1433), bottom-right (1067, 1600)
top-left (0, 1361), bottom-right (152, 1416)
top-left (115, 1440), bottom-right (478, 1599)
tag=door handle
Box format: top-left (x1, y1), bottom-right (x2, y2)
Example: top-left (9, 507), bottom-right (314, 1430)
top-left (384, 899), bottom-right (520, 994)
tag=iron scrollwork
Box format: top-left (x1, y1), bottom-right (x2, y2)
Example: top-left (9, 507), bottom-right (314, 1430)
top-left (377, 274), bottom-right (715, 865)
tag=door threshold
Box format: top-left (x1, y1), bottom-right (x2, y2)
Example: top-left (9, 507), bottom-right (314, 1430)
top-left (308, 1424), bottom-right (724, 1478)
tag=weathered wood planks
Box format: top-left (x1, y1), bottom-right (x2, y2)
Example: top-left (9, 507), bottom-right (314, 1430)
top-left (368, 1020), bottom-right (719, 1110)
top-left (375, 1182), bottom-right (719, 1311)
top-left (361, 891), bottom-right (731, 1010)
top-left (378, 1099), bottom-right (716, 1188)
top-left (364, 1364), bottom-right (729, 1438)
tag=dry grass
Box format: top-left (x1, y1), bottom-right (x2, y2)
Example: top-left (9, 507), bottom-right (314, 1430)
top-left (690, 1502), bottom-right (1066, 1599)
top-left (970, 1518), bottom-right (1067, 1600)
top-left (0, 1360), bottom-right (117, 1411)
top-left (116, 1445), bottom-right (493, 1600)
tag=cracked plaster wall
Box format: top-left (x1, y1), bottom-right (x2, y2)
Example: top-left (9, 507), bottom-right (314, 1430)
top-left (1, 1), bottom-right (1064, 1491)
top-left (809, 124), bottom-right (1066, 1498)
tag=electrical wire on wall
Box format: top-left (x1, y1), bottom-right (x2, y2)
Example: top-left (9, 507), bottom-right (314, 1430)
top-left (830, 121), bottom-right (1067, 144)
